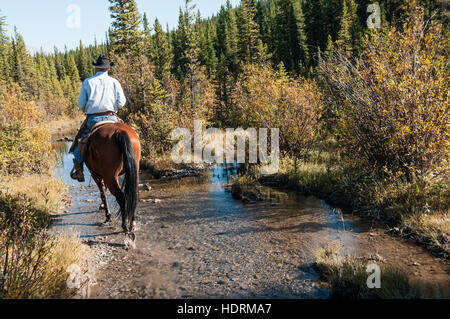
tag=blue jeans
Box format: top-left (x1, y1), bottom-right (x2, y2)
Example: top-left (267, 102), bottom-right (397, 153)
top-left (73, 115), bottom-right (119, 164)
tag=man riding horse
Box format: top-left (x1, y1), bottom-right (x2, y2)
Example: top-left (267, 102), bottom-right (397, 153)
top-left (70, 55), bottom-right (126, 182)
top-left (69, 55), bottom-right (141, 247)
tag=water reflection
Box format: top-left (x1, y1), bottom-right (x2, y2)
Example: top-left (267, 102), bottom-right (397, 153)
top-left (52, 141), bottom-right (92, 187)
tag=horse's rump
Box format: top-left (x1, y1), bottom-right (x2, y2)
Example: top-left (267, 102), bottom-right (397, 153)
top-left (84, 122), bottom-right (141, 243)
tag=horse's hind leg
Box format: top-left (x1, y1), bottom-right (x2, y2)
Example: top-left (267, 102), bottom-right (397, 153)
top-left (92, 174), bottom-right (111, 223)
top-left (104, 176), bottom-right (128, 232)
top-left (104, 175), bottom-right (136, 249)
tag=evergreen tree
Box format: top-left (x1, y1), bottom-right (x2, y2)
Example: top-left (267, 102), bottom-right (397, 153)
top-left (76, 40), bottom-right (91, 80)
top-left (10, 28), bottom-right (37, 96)
top-left (216, 1), bottom-right (239, 75)
top-left (324, 34), bottom-right (334, 58)
top-left (336, 0), bottom-right (353, 57)
top-left (172, 8), bottom-right (188, 79)
top-left (150, 18), bottom-right (172, 81)
top-left (256, 0), bottom-right (277, 56)
top-left (183, 0), bottom-right (201, 117)
top-left (53, 47), bottom-right (67, 80)
top-left (142, 12), bottom-right (152, 57)
top-left (215, 1), bottom-right (240, 125)
top-left (275, 0), bottom-right (309, 73)
top-left (0, 11), bottom-right (10, 82)
top-left (108, 0), bottom-right (143, 55)
top-left (65, 51), bottom-right (80, 84)
top-left (198, 19), bottom-right (218, 76)
top-left (237, 0), bottom-right (263, 64)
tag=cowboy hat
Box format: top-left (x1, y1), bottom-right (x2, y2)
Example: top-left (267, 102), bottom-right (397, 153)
top-left (92, 55), bottom-right (115, 68)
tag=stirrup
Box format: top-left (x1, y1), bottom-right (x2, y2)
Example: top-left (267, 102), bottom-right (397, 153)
top-left (70, 166), bottom-right (85, 183)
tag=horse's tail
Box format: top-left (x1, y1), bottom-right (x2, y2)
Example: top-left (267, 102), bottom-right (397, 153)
top-left (116, 130), bottom-right (138, 230)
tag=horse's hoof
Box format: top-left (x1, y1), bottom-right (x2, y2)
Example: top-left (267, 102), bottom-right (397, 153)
top-left (124, 232), bottom-right (136, 249)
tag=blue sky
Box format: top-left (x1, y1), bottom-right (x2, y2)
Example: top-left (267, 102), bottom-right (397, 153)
top-left (0, 0), bottom-right (240, 53)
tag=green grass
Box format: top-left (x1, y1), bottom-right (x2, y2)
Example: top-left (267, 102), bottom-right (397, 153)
top-left (313, 242), bottom-right (422, 299)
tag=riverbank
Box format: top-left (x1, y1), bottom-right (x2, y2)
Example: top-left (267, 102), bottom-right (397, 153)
top-left (49, 115), bottom-right (84, 136)
top-left (231, 161), bottom-right (449, 263)
top-left (0, 114), bottom-right (89, 298)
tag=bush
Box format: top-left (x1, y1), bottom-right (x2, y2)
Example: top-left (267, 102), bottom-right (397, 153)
top-left (0, 83), bottom-right (45, 125)
top-left (0, 83), bottom-right (54, 176)
top-left (0, 123), bottom-right (53, 176)
top-left (0, 194), bottom-right (85, 299)
top-left (319, 6), bottom-right (448, 180)
top-left (232, 63), bottom-right (323, 159)
top-left (0, 175), bottom-right (67, 215)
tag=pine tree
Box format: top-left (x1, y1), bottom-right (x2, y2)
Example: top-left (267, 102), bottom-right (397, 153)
top-left (10, 28), bottom-right (37, 96)
top-left (216, 1), bottom-right (239, 75)
top-left (108, 0), bottom-right (143, 55)
top-left (336, 0), bottom-right (351, 57)
top-left (53, 47), bottom-right (67, 80)
top-left (65, 52), bottom-right (80, 84)
top-left (142, 12), bottom-right (152, 57)
top-left (324, 34), bottom-right (334, 58)
top-left (198, 19), bottom-right (218, 76)
top-left (150, 18), bottom-right (172, 81)
top-left (76, 40), bottom-right (91, 80)
top-left (347, 0), bottom-right (362, 57)
top-left (183, 0), bottom-right (201, 117)
top-left (0, 11), bottom-right (10, 82)
top-left (275, 0), bottom-right (309, 73)
top-left (215, 1), bottom-right (240, 125)
top-left (256, 0), bottom-right (277, 55)
top-left (173, 8), bottom-right (188, 79)
top-left (237, 0), bottom-right (262, 64)
top-left (336, 0), bottom-right (358, 58)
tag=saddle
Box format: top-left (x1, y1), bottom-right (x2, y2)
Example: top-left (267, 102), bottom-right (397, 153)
top-left (69, 114), bottom-right (124, 157)
top-left (77, 121), bottom-right (117, 158)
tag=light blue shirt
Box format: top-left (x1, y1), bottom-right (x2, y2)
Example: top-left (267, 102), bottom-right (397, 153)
top-left (78, 72), bottom-right (126, 115)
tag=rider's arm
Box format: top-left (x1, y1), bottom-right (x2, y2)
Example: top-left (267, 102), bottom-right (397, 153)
top-left (78, 81), bottom-right (89, 112)
top-left (115, 81), bottom-right (126, 109)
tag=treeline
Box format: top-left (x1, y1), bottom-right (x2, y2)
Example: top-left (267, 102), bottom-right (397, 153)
top-left (0, 0), bottom-right (444, 120)
top-left (0, 0), bottom-right (447, 168)
top-left (0, 20), bottom-right (107, 117)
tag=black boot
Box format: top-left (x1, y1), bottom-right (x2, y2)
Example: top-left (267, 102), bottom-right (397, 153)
top-left (70, 160), bottom-right (85, 182)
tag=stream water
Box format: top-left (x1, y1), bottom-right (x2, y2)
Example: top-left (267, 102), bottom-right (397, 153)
top-left (51, 138), bottom-right (449, 298)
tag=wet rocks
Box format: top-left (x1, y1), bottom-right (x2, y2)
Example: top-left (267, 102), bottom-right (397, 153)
top-left (56, 136), bottom-right (74, 142)
top-left (231, 184), bottom-right (267, 203)
top-left (140, 198), bottom-right (162, 204)
top-left (152, 165), bottom-right (208, 180)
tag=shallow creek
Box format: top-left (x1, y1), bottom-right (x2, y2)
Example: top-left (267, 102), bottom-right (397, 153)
top-left (51, 139), bottom-right (449, 298)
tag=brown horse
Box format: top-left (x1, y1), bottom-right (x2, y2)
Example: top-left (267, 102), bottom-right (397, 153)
top-left (84, 123), bottom-right (141, 245)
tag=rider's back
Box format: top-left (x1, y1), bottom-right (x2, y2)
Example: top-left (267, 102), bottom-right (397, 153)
top-left (78, 72), bottom-right (126, 115)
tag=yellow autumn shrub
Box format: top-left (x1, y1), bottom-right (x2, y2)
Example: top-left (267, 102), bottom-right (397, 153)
top-left (320, 6), bottom-right (448, 180)
top-left (0, 84), bottom-right (54, 176)
top-left (232, 63), bottom-right (323, 158)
